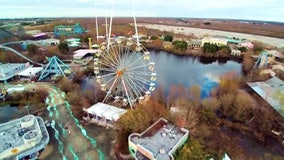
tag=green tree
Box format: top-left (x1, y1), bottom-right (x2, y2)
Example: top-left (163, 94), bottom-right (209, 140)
top-left (203, 22), bottom-right (211, 25)
top-left (172, 40), bottom-right (188, 51)
top-left (116, 100), bottom-right (168, 133)
top-left (58, 41), bottom-right (69, 53)
top-left (150, 35), bottom-right (158, 40)
top-left (175, 138), bottom-right (211, 160)
top-left (82, 36), bottom-right (90, 43)
top-left (27, 44), bottom-right (38, 54)
top-left (203, 43), bottom-right (219, 53)
top-left (164, 34), bottom-right (173, 42)
top-left (238, 46), bottom-right (247, 52)
top-left (0, 50), bottom-right (6, 62)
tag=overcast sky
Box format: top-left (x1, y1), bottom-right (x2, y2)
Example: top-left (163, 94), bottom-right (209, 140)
top-left (0, 0), bottom-right (284, 22)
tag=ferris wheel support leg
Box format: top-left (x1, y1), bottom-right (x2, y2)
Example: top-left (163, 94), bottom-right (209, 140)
top-left (122, 78), bottom-right (133, 109)
top-left (107, 0), bottom-right (114, 50)
top-left (102, 77), bottom-right (118, 103)
top-left (132, 1), bottom-right (140, 45)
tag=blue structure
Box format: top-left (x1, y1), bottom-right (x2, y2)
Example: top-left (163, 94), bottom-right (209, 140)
top-left (254, 50), bottom-right (269, 69)
top-left (38, 56), bottom-right (70, 81)
top-left (227, 38), bottom-right (242, 44)
top-left (21, 41), bottom-right (28, 50)
top-left (54, 23), bottom-right (86, 37)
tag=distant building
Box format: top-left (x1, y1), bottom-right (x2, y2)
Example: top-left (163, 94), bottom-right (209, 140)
top-left (83, 102), bottom-right (127, 128)
top-left (201, 36), bottom-right (228, 47)
top-left (73, 49), bottom-right (100, 65)
top-left (54, 23), bottom-right (86, 37)
top-left (21, 39), bottom-right (60, 50)
top-left (128, 118), bottom-right (189, 160)
top-left (65, 38), bottom-right (81, 47)
top-left (26, 30), bottom-right (41, 35)
top-left (31, 33), bottom-right (48, 40)
top-left (272, 64), bottom-right (284, 72)
top-left (238, 40), bottom-right (254, 49)
top-left (187, 39), bottom-right (202, 48)
top-left (0, 115), bottom-right (49, 160)
top-left (227, 38), bottom-right (241, 44)
top-left (267, 50), bottom-right (284, 60)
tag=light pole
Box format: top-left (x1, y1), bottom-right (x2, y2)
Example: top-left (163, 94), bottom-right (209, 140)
top-left (25, 105), bottom-right (30, 115)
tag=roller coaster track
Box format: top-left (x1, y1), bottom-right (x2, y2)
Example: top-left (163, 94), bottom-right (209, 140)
top-left (0, 28), bottom-right (20, 39)
top-left (0, 44), bottom-right (44, 66)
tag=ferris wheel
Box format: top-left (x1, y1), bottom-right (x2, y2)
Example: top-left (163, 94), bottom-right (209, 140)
top-left (94, 39), bottom-right (157, 108)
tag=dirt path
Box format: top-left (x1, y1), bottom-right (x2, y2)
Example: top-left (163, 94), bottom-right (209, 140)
top-left (2, 82), bottom-right (107, 160)
top-left (137, 23), bottom-right (284, 47)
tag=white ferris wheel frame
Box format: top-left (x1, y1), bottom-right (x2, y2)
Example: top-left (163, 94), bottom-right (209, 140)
top-left (94, 0), bottom-right (157, 109)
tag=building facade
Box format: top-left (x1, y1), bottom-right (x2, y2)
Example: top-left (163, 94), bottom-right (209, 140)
top-left (0, 62), bottom-right (29, 84)
top-left (201, 36), bottom-right (228, 47)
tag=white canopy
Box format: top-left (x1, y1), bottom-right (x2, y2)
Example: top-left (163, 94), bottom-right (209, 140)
top-left (73, 49), bottom-right (99, 59)
top-left (86, 102), bottom-right (127, 121)
top-left (17, 67), bottom-right (43, 77)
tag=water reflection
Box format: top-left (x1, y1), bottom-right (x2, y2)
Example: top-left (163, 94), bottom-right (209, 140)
top-left (0, 104), bottom-right (24, 122)
top-left (150, 50), bottom-right (242, 98)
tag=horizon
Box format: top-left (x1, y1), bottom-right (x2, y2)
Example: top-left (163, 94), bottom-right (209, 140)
top-left (1, 16), bottom-right (284, 24)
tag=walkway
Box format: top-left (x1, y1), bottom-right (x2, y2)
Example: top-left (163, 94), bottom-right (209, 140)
top-left (1, 82), bottom-right (105, 160)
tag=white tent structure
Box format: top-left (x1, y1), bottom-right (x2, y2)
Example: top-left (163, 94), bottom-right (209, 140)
top-left (83, 102), bottom-right (127, 128)
top-left (17, 67), bottom-right (43, 77)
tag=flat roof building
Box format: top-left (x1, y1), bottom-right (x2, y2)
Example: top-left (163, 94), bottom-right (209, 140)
top-left (0, 115), bottom-right (49, 160)
top-left (248, 77), bottom-right (284, 117)
top-left (0, 62), bottom-right (30, 84)
top-left (73, 49), bottom-right (100, 65)
top-left (128, 118), bottom-right (189, 160)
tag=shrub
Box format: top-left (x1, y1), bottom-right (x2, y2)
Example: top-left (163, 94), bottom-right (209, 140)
top-left (150, 35), bottom-right (158, 40)
top-left (164, 34), bottom-right (173, 42)
top-left (58, 41), bottom-right (69, 53)
top-left (172, 40), bottom-right (188, 51)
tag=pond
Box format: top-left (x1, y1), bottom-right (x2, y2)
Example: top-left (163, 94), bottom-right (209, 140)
top-left (150, 50), bottom-right (242, 97)
top-left (83, 50), bottom-right (242, 98)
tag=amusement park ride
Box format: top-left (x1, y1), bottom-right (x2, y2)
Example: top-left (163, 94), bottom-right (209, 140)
top-left (0, 2), bottom-right (157, 109)
top-left (93, 3), bottom-right (157, 109)
top-left (253, 50), bottom-right (269, 69)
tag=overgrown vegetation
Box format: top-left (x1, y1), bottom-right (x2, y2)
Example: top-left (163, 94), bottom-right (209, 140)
top-left (172, 40), bottom-right (188, 51)
top-left (5, 89), bottom-right (48, 111)
top-left (164, 34), bottom-right (173, 42)
top-left (58, 41), bottom-right (69, 53)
